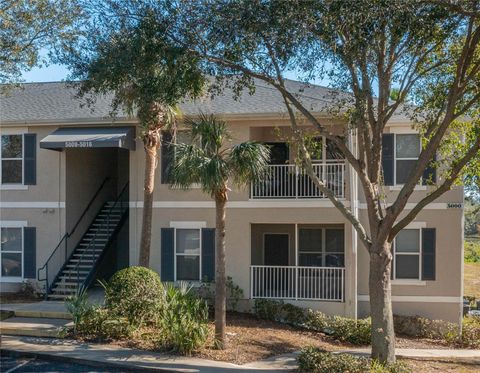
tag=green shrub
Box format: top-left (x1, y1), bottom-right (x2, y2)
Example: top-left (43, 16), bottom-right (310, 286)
top-left (329, 316), bottom-right (371, 345)
top-left (157, 282), bottom-right (209, 355)
top-left (103, 266), bottom-right (164, 326)
top-left (394, 315), bottom-right (457, 340)
top-left (65, 287), bottom-right (89, 334)
top-left (298, 346), bottom-right (411, 373)
top-left (281, 302), bottom-right (307, 325)
top-left (253, 299), bottom-right (283, 321)
top-left (304, 309), bottom-right (330, 331)
top-left (76, 306), bottom-right (132, 340)
top-left (445, 315), bottom-right (480, 348)
top-left (464, 240), bottom-right (480, 263)
top-left (460, 315), bottom-right (480, 348)
top-left (253, 300), bottom-right (371, 345)
top-left (196, 276), bottom-right (244, 311)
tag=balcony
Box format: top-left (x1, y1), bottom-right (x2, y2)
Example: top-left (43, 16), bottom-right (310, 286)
top-left (250, 265), bottom-right (345, 301)
top-left (251, 162), bottom-right (346, 199)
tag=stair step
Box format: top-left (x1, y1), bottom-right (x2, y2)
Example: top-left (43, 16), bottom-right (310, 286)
top-left (61, 270), bottom-right (89, 274)
top-left (47, 294), bottom-right (74, 300)
top-left (0, 317), bottom-right (72, 338)
top-left (59, 275), bottom-right (87, 280)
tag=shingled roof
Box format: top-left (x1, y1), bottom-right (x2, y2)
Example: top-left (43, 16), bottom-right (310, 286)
top-left (0, 79), bottom-right (407, 124)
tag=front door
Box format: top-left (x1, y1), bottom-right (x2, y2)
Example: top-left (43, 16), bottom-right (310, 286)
top-left (263, 233), bottom-right (289, 297)
top-left (264, 233), bottom-right (289, 266)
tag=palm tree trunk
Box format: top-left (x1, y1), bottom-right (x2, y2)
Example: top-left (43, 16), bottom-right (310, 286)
top-left (369, 239), bottom-right (396, 363)
top-left (139, 142), bottom-right (158, 267)
top-left (214, 189), bottom-right (227, 349)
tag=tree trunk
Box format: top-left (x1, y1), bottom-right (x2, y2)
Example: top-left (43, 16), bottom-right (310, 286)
top-left (214, 190), bottom-right (227, 349)
top-left (139, 143), bottom-right (158, 267)
top-left (369, 240), bottom-right (396, 364)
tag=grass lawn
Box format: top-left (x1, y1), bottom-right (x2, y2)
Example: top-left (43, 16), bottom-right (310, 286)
top-left (464, 262), bottom-right (480, 299)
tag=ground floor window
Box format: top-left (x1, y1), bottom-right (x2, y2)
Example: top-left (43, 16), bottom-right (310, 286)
top-left (393, 229), bottom-right (421, 279)
top-left (0, 227), bottom-right (23, 279)
top-left (175, 228), bottom-right (201, 281)
top-left (298, 227), bottom-right (344, 267)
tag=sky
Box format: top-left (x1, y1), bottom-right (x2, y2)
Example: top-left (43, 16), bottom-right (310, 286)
top-left (21, 63), bottom-right (71, 82)
top-left (20, 61), bottom-right (334, 87)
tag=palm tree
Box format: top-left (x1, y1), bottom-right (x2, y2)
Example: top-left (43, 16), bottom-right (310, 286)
top-left (171, 114), bottom-right (270, 349)
top-left (137, 103), bottom-right (179, 267)
top-left (62, 7), bottom-right (205, 268)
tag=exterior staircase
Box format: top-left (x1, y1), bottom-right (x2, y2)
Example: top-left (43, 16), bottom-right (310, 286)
top-left (38, 179), bottom-right (129, 301)
top-left (47, 201), bottom-right (126, 300)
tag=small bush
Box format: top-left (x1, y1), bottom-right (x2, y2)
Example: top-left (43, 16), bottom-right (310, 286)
top-left (464, 240), bottom-right (480, 263)
top-left (196, 276), bottom-right (244, 311)
top-left (76, 306), bottom-right (132, 340)
top-left (460, 315), bottom-right (480, 348)
top-left (329, 316), bottom-right (371, 345)
top-left (104, 266), bottom-right (164, 326)
top-left (253, 299), bottom-right (283, 321)
top-left (253, 300), bottom-right (371, 345)
top-left (394, 315), bottom-right (457, 340)
top-left (298, 346), bottom-right (411, 373)
top-left (157, 282), bottom-right (209, 355)
top-left (304, 309), bottom-right (330, 331)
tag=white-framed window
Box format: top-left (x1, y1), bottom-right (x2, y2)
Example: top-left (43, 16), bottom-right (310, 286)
top-left (298, 227), bottom-right (344, 267)
top-left (1, 134), bottom-right (24, 185)
top-left (394, 133), bottom-right (420, 185)
top-left (175, 228), bottom-right (201, 281)
top-left (0, 226), bottom-right (24, 280)
top-left (393, 228), bottom-right (421, 280)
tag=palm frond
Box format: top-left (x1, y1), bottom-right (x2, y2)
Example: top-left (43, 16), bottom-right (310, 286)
top-left (185, 113), bottom-right (230, 154)
top-left (170, 143), bottom-right (207, 189)
top-left (229, 142), bottom-right (271, 187)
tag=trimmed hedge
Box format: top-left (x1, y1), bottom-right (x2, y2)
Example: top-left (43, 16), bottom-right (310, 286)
top-left (298, 346), bottom-right (411, 373)
top-left (253, 299), bottom-right (371, 345)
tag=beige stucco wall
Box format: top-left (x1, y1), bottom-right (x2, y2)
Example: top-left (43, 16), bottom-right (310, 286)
top-left (0, 118), bottom-right (464, 325)
top-left (0, 125), bottom-right (67, 292)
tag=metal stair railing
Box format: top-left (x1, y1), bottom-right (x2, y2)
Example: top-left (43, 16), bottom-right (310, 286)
top-left (37, 177), bottom-right (111, 298)
top-left (67, 182), bottom-right (129, 291)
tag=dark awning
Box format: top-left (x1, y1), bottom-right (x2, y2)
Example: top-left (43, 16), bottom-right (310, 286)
top-left (40, 126), bottom-right (136, 151)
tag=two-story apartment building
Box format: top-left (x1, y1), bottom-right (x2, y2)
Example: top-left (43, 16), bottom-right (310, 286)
top-left (0, 81), bottom-right (464, 324)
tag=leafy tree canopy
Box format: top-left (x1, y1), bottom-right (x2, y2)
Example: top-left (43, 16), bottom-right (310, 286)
top-left (0, 0), bottom-right (82, 84)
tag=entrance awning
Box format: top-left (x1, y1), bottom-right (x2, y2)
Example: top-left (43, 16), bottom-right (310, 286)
top-left (40, 127), bottom-right (136, 151)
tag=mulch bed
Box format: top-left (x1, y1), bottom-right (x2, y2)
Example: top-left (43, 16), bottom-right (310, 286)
top-left (115, 312), bottom-right (458, 364)
top-left (0, 292), bottom-right (41, 304)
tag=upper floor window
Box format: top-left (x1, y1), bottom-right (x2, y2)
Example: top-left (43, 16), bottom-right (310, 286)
top-left (0, 227), bottom-right (23, 279)
top-left (1, 134), bottom-right (23, 184)
top-left (395, 134), bottom-right (420, 185)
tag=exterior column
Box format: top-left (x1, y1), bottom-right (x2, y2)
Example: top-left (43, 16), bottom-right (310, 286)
top-left (346, 130), bottom-right (358, 319)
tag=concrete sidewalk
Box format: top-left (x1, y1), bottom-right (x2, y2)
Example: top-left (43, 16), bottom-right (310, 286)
top-left (0, 336), bottom-right (295, 372)
top-left (1, 335), bottom-right (479, 372)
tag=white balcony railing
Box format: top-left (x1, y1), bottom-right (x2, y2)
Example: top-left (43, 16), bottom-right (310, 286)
top-left (251, 162), bottom-right (345, 199)
top-left (250, 265), bottom-right (345, 302)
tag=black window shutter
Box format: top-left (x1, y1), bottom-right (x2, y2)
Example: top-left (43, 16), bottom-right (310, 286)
top-left (422, 228), bottom-right (436, 281)
top-left (23, 227), bottom-right (36, 279)
top-left (422, 154), bottom-right (437, 185)
top-left (382, 134), bottom-right (394, 186)
top-left (161, 228), bottom-right (175, 281)
top-left (161, 132), bottom-right (174, 184)
top-left (24, 134), bottom-right (37, 185)
top-left (201, 228), bottom-right (215, 282)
